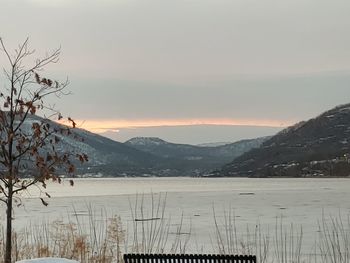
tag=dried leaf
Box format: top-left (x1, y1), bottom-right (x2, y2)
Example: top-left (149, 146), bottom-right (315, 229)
top-left (68, 117), bottom-right (76, 128)
top-left (46, 154), bottom-right (52, 162)
top-left (30, 106), bottom-right (36, 115)
top-left (40, 198), bottom-right (48, 206)
top-left (68, 164), bottom-right (75, 173)
top-left (35, 73), bottom-right (41, 83)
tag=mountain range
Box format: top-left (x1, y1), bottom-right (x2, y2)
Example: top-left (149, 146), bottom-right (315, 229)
top-left (18, 103), bottom-right (350, 177)
top-left (17, 116), bottom-right (267, 176)
top-left (219, 103), bottom-right (350, 177)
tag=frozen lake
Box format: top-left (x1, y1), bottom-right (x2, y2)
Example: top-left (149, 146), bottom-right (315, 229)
top-left (1, 177), bottom-right (350, 253)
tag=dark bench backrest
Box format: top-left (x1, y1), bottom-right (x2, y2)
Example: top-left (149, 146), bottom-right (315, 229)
top-left (124, 254), bottom-right (256, 263)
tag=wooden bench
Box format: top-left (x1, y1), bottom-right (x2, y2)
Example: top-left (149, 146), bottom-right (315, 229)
top-left (124, 254), bottom-right (257, 263)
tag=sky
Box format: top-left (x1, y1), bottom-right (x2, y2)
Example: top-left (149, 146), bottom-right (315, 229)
top-left (1, 0), bottom-right (350, 144)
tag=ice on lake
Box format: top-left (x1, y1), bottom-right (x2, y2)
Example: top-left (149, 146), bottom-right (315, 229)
top-left (2, 177), bottom-right (350, 252)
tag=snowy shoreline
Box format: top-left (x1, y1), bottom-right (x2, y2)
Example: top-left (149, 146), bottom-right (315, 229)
top-left (16, 258), bottom-right (79, 263)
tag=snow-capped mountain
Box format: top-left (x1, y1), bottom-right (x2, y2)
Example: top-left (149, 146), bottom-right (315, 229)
top-left (14, 115), bottom-right (162, 176)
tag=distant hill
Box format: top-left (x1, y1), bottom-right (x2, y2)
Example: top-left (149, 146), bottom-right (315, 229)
top-left (219, 103), bottom-right (350, 177)
top-left (125, 136), bottom-right (268, 175)
top-left (197, 142), bottom-right (233, 147)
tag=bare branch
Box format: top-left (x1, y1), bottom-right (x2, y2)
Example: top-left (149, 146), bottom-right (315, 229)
top-left (13, 38), bottom-right (29, 65)
top-left (0, 38), bottom-right (14, 66)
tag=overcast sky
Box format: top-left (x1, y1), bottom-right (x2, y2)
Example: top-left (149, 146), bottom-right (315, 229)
top-left (1, 0), bottom-right (350, 143)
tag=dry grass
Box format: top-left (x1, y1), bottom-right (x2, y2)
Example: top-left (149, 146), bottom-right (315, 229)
top-left (0, 206), bottom-right (124, 263)
top-left (1, 197), bottom-right (350, 263)
top-left (212, 208), bottom-right (350, 263)
top-left (318, 213), bottom-right (350, 263)
top-left (0, 194), bottom-right (191, 262)
top-left (126, 193), bottom-right (191, 254)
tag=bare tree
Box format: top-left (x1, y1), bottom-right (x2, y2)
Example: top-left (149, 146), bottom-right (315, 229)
top-left (0, 38), bottom-right (88, 263)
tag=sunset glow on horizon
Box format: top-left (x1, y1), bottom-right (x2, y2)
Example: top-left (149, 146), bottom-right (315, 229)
top-left (67, 118), bottom-right (296, 134)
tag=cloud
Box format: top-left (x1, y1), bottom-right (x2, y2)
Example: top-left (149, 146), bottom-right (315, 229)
top-left (68, 118), bottom-right (293, 134)
top-left (26, 0), bottom-right (72, 6)
top-left (25, 0), bottom-right (129, 7)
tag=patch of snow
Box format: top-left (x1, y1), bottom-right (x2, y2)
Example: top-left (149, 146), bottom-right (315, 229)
top-left (16, 258), bottom-right (79, 263)
top-left (338, 106), bottom-right (350, 112)
top-left (341, 139), bottom-right (348, 144)
top-left (319, 136), bottom-right (335, 141)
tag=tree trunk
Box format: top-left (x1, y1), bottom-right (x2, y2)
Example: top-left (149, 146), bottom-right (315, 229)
top-left (5, 184), bottom-right (13, 263)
